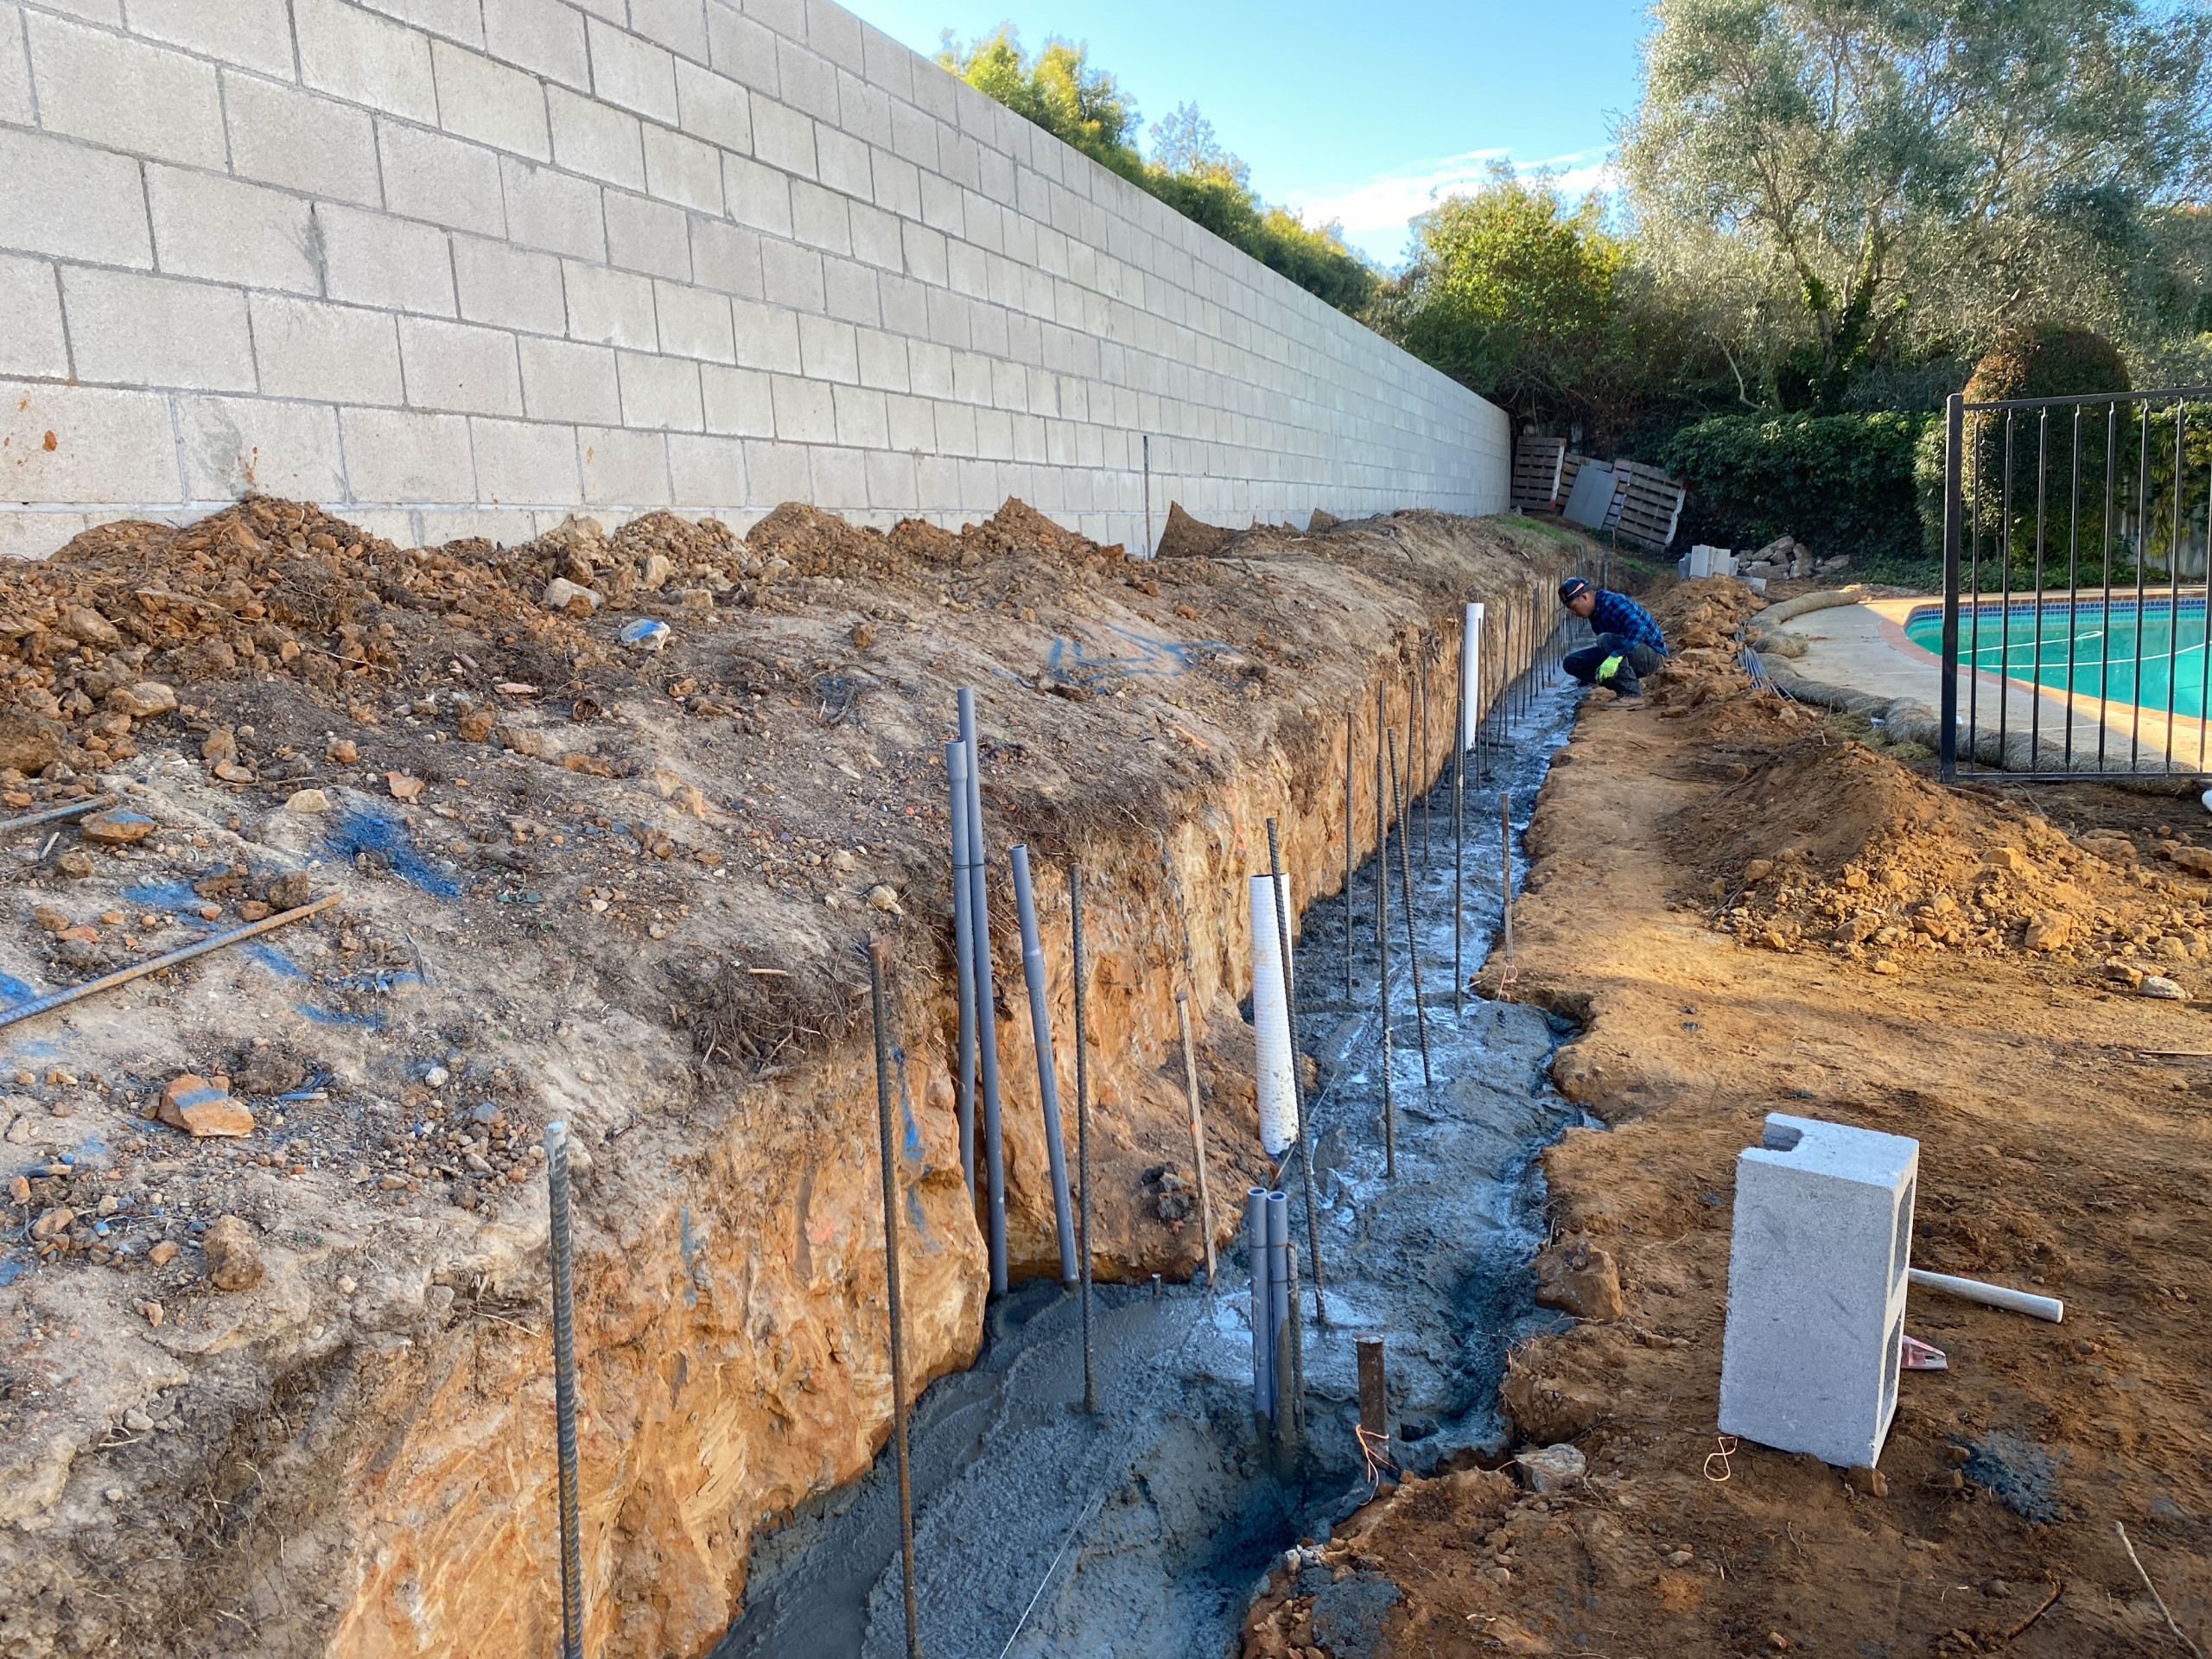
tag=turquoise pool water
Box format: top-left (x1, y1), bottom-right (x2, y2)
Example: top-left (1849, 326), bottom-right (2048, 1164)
top-left (1904, 598), bottom-right (2212, 721)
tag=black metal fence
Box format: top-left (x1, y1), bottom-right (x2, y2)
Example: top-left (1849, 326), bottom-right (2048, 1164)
top-left (1940, 385), bottom-right (2212, 782)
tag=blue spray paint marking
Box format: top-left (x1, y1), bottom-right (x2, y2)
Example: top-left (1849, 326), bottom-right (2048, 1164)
top-left (295, 1003), bottom-right (385, 1029)
top-left (1046, 625), bottom-right (1228, 689)
top-left (321, 806), bottom-right (460, 896)
top-left (0, 1254), bottom-right (23, 1287)
top-left (122, 879), bottom-right (200, 911)
top-left (241, 941), bottom-right (308, 978)
top-left (0, 972), bottom-right (38, 1002)
top-left (276, 1071), bottom-right (333, 1100)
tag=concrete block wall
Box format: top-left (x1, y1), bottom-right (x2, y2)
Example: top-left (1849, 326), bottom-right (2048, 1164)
top-left (0, 0), bottom-right (1509, 561)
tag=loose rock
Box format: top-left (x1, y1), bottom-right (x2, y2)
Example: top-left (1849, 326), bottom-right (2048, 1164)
top-left (202, 1214), bottom-right (264, 1292)
top-left (1534, 1236), bottom-right (1625, 1321)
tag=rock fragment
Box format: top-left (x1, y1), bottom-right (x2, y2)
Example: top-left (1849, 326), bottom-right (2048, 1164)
top-left (202, 1215), bottom-right (264, 1291)
top-left (1534, 1236), bottom-right (1625, 1321)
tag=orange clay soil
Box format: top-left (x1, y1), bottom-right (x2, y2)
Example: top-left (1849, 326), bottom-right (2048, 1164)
top-left (1239, 575), bottom-right (2212, 1659)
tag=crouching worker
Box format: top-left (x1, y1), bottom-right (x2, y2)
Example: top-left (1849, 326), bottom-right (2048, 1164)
top-left (1558, 575), bottom-right (1668, 705)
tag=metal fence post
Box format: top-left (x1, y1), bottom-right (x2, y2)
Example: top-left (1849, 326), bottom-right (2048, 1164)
top-left (1940, 391), bottom-right (1964, 781)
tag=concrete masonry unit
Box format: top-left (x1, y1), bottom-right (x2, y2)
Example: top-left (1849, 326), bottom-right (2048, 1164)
top-left (0, 0), bottom-right (1506, 562)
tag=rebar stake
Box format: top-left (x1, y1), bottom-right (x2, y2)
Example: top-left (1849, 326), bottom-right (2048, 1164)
top-left (1356, 1332), bottom-right (1391, 1484)
top-left (545, 1121), bottom-right (584, 1659)
top-left (1499, 791), bottom-right (1515, 987)
top-left (866, 940), bottom-right (923, 1659)
top-left (1343, 712), bottom-right (1356, 1009)
top-left (1387, 733), bottom-right (1433, 1087)
top-left (1070, 865), bottom-right (1096, 1416)
top-left (1266, 817), bottom-right (1326, 1329)
top-left (1375, 690), bottom-right (1395, 1179)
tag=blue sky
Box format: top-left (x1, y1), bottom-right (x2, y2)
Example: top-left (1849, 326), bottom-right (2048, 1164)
top-left (847, 0), bottom-right (1653, 266)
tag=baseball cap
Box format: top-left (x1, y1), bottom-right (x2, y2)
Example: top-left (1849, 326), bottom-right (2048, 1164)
top-left (1558, 575), bottom-right (1592, 604)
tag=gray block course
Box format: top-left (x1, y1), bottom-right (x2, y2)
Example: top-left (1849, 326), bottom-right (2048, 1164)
top-left (0, 0), bottom-right (1502, 555)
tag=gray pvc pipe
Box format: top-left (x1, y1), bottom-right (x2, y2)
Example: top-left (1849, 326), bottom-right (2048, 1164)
top-left (1247, 1186), bottom-right (1273, 1419)
top-left (958, 690), bottom-right (1007, 1296)
top-left (1909, 1268), bottom-right (2064, 1323)
top-left (1009, 844), bottom-right (1078, 1284)
top-left (946, 741), bottom-right (978, 1201)
top-left (1265, 1190), bottom-right (1290, 1366)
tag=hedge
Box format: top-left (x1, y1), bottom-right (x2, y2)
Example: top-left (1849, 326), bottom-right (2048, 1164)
top-left (1660, 410), bottom-right (1936, 563)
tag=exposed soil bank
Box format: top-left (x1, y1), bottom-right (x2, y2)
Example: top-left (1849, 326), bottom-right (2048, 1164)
top-left (721, 673), bottom-right (1587, 1659)
top-left (0, 499), bottom-right (1588, 1657)
top-left (1238, 575), bottom-right (2212, 1658)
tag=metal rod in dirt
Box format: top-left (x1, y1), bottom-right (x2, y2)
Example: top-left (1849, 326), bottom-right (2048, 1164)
top-left (0, 893), bottom-right (340, 1032)
top-left (1357, 1333), bottom-right (1389, 1460)
top-left (865, 940), bottom-right (924, 1659)
top-left (1265, 817), bottom-right (1327, 1328)
top-left (945, 742), bottom-right (977, 1200)
top-left (1500, 791), bottom-right (1514, 978)
top-left (1376, 690), bottom-right (1396, 1179)
top-left (0, 791), bottom-right (116, 835)
top-left (957, 690), bottom-right (1007, 1295)
top-left (1009, 845), bottom-right (1077, 1285)
top-left (1070, 864), bottom-right (1096, 1414)
top-left (1385, 732), bottom-right (1432, 1086)
top-left (1264, 1188), bottom-right (1298, 1462)
top-left (1343, 712), bottom-right (1355, 1009)
top-left (1142, 434), bottom-right (1154, 557)
top-left (546, 1120), bottom-right (585, 1659)
top-left (1281, 1197), bottom-right (1306, 1450)
top-left (1247, 1186), bottom-right (1273, 1422)
top-left (1417, 660), bottom-right (1432, 868)
top-left (1175, 991), bottom-right (1216, 1285)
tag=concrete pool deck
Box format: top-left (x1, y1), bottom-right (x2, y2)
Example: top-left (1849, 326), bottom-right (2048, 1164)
top-left (1770, 594), bottom-right (2212, 776)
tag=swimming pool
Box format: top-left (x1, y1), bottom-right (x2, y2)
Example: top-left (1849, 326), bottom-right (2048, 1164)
top-left (1904, 597), bottom-right (2212, 721)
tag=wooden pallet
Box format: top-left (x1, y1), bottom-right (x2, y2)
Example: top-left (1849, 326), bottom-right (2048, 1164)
top-left (1615, 464), bottom-right (1687, 550)
top-left (1511, 436), bottom-right (1566, 511)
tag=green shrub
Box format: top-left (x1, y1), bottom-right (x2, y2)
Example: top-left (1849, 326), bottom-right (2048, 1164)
top-left (1661, 411), bottom-right (1935, 562)
top-left (1963, 324), bottom-right (2131, 404)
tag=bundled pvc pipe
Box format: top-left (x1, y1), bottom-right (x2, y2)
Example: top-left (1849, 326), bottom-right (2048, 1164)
top-left (957, 689), bottom-right (1007, 1296)
top-left (945, 741), bottom-right (977, 1200)
top-left (1010, 844), bottom-right (1078, 1286)
top-left (1909, 1268), bottom-right (2064, 1324)
top-left (1247, 1186), bottom-right (1274, 1420)
top-left (1247, 874), bottom-right (1298, 1157)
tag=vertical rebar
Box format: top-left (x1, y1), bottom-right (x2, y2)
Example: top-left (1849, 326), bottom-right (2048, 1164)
top-left (1499, 791), bottom-right (1514, 978)
top-left (1356, 1332), bottom-right (1388, 1472)
top-left (1174, 991), bottom-right (1216, 1285)
top-left (1142, 434), bottom-right (1153, 558)
top-left (1070, 865), bottom-right (1095, 1414)
top-left (1343, 712), bottom-right (1355, 1008)
top-left (944, 742), bottom-right (977, 1199)
top-left (546, 1121), bottom-right (584, 1659)
top-left (1265, 818), bottom-right (1326, 1326)
top-left (957, 690), bottom-right (1007, 1295)
top-left (1386, 732), bottom-right (1432, 1086)
top-left (865, 941), bottom-right (922, 1659)
top-left (1376, 697), bottom-right (1396, 1180)
top-left (1008, 845), bottom-right (1077, 1285)
top-left (1416, 661), bottom-right (1432, 868)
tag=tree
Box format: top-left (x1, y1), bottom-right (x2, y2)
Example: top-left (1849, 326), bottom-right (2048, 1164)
top-left (1619, 0), bottom-right (2212, 407)
top-left (938, 28), bottom-right (1143, 179)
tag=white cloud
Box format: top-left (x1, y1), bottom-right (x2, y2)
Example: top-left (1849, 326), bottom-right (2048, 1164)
top-left (1284, 146), bottom-right (1618, 266)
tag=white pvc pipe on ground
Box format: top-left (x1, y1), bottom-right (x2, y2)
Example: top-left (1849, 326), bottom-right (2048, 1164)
top-left (1908, 1268), bottom-right (2064, 1323)
top-left (1248, 874), bottom-right (1299, 1157)
top-left (1461, 601), bottom-right (1484, 749)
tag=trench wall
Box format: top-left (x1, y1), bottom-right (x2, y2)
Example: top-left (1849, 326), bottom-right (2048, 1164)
top-left (0, 0), bottom-right (1508, 562)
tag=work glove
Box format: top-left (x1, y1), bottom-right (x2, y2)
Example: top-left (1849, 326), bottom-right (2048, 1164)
top-left (1596, 654), bottom-right (1624, 683)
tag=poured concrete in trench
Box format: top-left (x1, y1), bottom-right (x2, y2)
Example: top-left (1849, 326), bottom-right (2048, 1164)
top-left (716, 670), bottom-right (1587, 1659)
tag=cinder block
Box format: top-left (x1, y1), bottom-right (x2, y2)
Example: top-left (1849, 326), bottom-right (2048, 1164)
top-left (796, 313), bottom-right (855, 382)
top-left (835, 68), bottom-right (890, 147)
top-left (518, 335), bottom-right (621, 423)
top-left (767, 372), bottom-right (834, 442)
top-left (562, 261), bottom-right (658, 349)
top-left (878, 271), bottom-right (928, 338)
top-left (146, 168), bottom-right (319, 296)
top-left (0, 257), bottom-right (70, 380)
top-left (452, 238), bottom-right (569, 337)
top-left (549, 87), bottom-right (646, 189)
top-left (127, 0), bottom-right (294, 78)
top-left (175, 395), bottom-right (346, 504)
top-left (806, 442), bottom-right (867, 511)
top-left (883, 391), bottom-right (934, 453)
top-left (221, 73), bottom-right (381, 207)
top-left (728, 298), bottom-right (801, 372)
top-left (870, 148), bottom-right (921, 223)
top-left (741, 0), bottom-right (805, 41)
top-left (857, 21), bottom-right (912, 103)
top-left (433, 41), bottom-right (552, 161)
top-left (751, 96), bottom-right (817, 179)
top-left (643, 124), bottom-right (726, 214)
top-left (689, 219), bottom-right (765, 299)
top-left (0, 384), bottom-right (179, 504)
top-left (906, 340), bottom-right (952, 399)
top-left (616, 350), bottom-right (702, 429)
top-left (586, 16), bottom-right (677, 122)
top-left (700, 364), bottom-right (773, 435)
top-left (0, 10), bottom-right (32, 126)
top-left (912, 451), bottom-right (959, 510)
top-left (354, 0), bottom-right (483, 48)
top-left (667, 431), bottom-right (746, 504)
top-left (817, 126), bottom-right (873, 202)
top-left (759, 240), bottom-right (825, 310)
top-left (399, 316), bottom-right (525, 416)
top-left (848, 200), bottom-right (903, 270)
top-left (707, 3), bottom-right (779, 91)
top-left (576, 423), bottom-right (670, 504)
top-left (653, 282), bottom-right (736, 361)
top-left (0, 512), bottom-right (105, 565)
top-left (822, 257), bottom-right (880, 326)
top-left (773, 35), bottom-right (836, 119)
top-left (250, 294), bottom-right (405, 405)
top-left (339, 406), bottom-right (477, 502)
top-left (380, 123), bottom-right (507, 234)
top-left (604, 191), bottom-right (692, 280)
top-left (501, 158), bottom-right (608, 262)
top-left (742, 437), bottom-right (810, 505)
top-left (1719, 1115), bottom-right (1918, 1470)
top-left (789, 179), bottom-right (852, 255)
top-left (28, 13), bottom-right (226, 168)
top-left (470, 416), bottom-right (581, 503)
top-left (318, 206), bottom-right (456, 317)
top-left (295, 0), bottom-right (438, 124)
top-left (62, 268), bottom-right (254, 393)
top-left (722, 154), bottom-right (794, 237)
top-left (483, 0), bottom-right (591, 87)
top-left (830, 382), bottom-right (887, 448)
top-left (416, 505), bottom-right (541, 544)
top-left (854, 328), bottom-right (907, 392)
top-left (676, 58), bottom-right (753, 153)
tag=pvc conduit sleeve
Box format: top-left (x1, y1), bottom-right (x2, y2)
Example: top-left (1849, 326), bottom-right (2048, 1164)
top-left (958, 690), bottom-right (1007, 1297)
top-left (1010, 844), bottom-right (1077, 1285)
top-left (1376, 687), bottom-right (1395, 1179)
top-left (1247, 874), bottom-right (1299, 1156)
top-left (1247, 1186), bottom-right (1273, 1420)
top-left (545, 1121), bottom-right (584, 1659)
top-left (946, 742), bottom-right (978, 1202)
top-left (1265, 818), bottom-right (1326, 1327)
top-left (1265, 1191), bottom-right (1293, 1449)
top-left (1909, 1268), bottom-right (2064, 1323)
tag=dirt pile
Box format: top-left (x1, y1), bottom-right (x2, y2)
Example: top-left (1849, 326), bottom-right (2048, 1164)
top-left (1243, 608), bottom-right (2212, 1656)
top-left (0, 494), bottom-right (1586, 1659)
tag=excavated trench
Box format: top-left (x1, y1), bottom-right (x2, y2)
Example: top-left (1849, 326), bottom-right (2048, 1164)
top-left (717, 666), bottom-right (1589, 1659)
